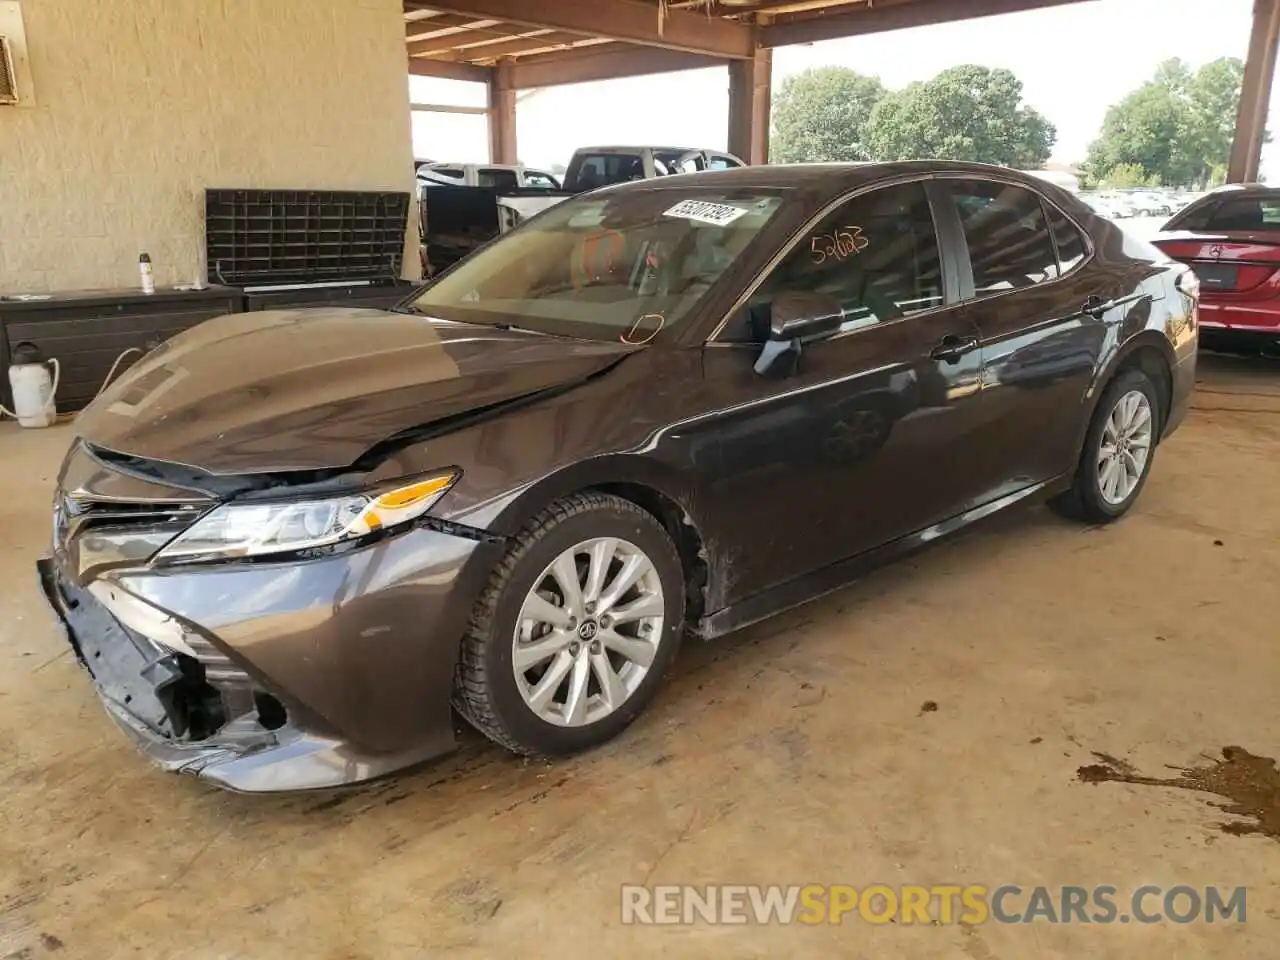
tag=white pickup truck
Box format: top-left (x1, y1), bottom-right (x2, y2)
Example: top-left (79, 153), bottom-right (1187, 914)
top-left (419, 145), bottom-right (745, 274)
top-left (415, 161), bottom-right (562, 191)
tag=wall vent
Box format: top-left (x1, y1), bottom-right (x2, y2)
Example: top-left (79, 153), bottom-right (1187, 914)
top-left (0, 36), bottom-right (16, 105)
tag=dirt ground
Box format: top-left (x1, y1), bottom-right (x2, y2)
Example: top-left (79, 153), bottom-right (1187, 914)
top-left (1, 352), bottom-right (1278, 959)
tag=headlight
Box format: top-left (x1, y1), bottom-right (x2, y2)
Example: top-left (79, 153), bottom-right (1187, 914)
top-left (156, 472), bottom-right (459, 563)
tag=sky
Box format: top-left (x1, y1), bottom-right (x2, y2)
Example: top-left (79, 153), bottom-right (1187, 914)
top-left (409, 0), bottom-right (1273, 176)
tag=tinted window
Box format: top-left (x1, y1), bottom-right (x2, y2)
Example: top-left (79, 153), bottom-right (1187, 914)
top-left (655, 151), bottom-right (702, 175)
top-left (567, 154), bottom-right (646, 189)
top-left (949, 181), bottom-right (1059, 295)
top-left (1201, 196), bottom-right (1280, 230)
top-left (724, 182), bottom-right (944, 342)
top-left (524, 171), bottom-right (560, 190)
top-left (478, 168), bottom-right (519, 191)
top-left (1045, 204), bottom-right (1087, 275)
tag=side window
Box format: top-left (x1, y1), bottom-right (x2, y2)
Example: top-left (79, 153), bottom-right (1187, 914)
top-left (948, 181), bottom-right (1058, 295)
top-left (723, 182), bottom-right (944, 342)
top-left (478, 168), bottom-right (520, 191)
top-left (1044, 203), bottom-right (1087, 276)
top-left (524, 171), bottom-right (560, 190)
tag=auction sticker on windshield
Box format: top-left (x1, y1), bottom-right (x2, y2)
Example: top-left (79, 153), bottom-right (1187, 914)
top-left (664, 200), bottom-right (748, 226)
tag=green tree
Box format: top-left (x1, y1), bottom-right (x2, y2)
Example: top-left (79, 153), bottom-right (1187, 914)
top-left (1099, 163), bottom-right (1161, 189)
top-left (770, 67), bottom-right (887, 162)
top-left (1085, 57), bottom-right (1246, 188)
top-left (864, 65), bottom-right (1056, 167)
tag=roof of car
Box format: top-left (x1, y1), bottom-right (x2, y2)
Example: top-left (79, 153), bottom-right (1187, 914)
top-left (598, 160), bottom-right (1060, 196)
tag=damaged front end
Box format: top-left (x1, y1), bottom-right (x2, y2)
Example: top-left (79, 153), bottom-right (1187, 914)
top-left (38, 440), bottom-right (498, 792)
top-left (38, 560), bottom-right (288, 775)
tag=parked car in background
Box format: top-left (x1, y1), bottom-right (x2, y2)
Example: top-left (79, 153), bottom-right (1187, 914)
top-left (42, 162), bottom-right (1197, 792)
top-left (1154, 184), bottom-right (1280, 352)
top-left (562, 145), bottom-right (745, 192)
top-left (420, 145), bottom-right (747, 275)
top-left (1130, 191), bottom-right (1173, 217)
top-left (416, 162), bottom-right (562, 191)
top-left (1081, 194), bottom-right (1124, 219)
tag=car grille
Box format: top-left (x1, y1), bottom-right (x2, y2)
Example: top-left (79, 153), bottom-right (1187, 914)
top-left (58, 496), bottom-right (207, 542)
top-left (53, 443), bottom-right (215, 573)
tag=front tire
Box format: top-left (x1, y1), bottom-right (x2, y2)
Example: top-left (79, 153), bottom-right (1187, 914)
top-left (454, 492), bottom-right (685, 757)
top-left (1050, 368), bottom-right (1160, 523)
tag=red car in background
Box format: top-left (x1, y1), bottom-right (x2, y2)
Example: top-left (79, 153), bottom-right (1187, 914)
top-left (1154, 185), bottom-right (1280, 354)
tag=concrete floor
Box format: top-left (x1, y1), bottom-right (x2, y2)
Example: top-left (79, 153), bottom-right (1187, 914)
top-left (2, 353), bottom-right (1278, 959)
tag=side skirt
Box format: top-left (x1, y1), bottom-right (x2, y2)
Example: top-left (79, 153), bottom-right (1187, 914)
top-left (694, 475), bottom-right (1070, 641)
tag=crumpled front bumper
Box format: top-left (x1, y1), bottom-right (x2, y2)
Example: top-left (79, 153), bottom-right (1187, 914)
top-left (38, 522), bottom-right (502, 792)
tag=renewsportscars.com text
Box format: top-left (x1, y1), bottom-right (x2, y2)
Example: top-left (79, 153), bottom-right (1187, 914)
top-left (620, 884), bottom-right (1246, 926)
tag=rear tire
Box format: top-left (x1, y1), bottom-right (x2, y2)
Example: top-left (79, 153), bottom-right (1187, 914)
top-left (454, 492), bottom-right (685, 757)
top-left (1050, 368), bottom-right (1161, 524)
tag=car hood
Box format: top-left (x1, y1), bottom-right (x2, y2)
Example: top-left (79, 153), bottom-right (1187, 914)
top-left (74, 307), bottom-right (638, 475)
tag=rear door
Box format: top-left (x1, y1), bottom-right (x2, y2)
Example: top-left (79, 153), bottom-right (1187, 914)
top-left (698, 179), bottom-right (986, 601)
top-left (937, 178), bottom-right (1112, 501)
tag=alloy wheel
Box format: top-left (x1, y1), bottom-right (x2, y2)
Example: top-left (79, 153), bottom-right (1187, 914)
top-left (1096, 389), bottom-right (1153, 506)
top-left (512, 537), bottom-right (665, 727)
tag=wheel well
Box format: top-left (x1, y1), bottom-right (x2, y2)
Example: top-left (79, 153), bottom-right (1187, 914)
top-left (589, 482), bottom-right (708, 625)
top-left (1116, 345), bottom-right (1172, 436)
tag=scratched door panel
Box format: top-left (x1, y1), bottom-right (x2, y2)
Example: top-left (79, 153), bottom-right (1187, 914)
top-left (697, 182), bottom-right (986, 603)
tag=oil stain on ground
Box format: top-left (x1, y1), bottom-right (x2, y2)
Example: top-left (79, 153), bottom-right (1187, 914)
top-left (1079, 746), bottom-right (1280, 841)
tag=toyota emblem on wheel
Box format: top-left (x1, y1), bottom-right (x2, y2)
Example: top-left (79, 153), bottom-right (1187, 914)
top-left (577, 620), bottom-right (599, 641)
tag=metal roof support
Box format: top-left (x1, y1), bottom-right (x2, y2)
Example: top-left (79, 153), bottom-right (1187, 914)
top-left (1229, 0), bottom-right (1280, 183)
top-left (488, 60), bottom-right (518, 164)
top-left (728, 40), bottom-right (771, 165)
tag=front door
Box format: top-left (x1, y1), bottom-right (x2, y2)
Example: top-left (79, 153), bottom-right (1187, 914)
top-left (696, 180), bottom-right (986, 604)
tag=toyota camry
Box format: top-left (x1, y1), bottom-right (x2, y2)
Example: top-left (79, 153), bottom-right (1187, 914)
top-left (40, 162), bottom-right (1199, 792)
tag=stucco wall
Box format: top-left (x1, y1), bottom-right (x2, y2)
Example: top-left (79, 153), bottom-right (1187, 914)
top-left (0, 0), bottom-right (418, 293)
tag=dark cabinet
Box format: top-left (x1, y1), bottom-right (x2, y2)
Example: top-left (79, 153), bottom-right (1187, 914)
top-left (0, 286), bottom-right (241, 412)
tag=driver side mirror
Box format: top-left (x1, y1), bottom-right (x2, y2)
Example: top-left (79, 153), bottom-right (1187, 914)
top-left (754, 291), bottom-right (845, 377)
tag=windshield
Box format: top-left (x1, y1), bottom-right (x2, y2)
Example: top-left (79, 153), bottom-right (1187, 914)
top-left (410, 188), bottom-right (786, 342)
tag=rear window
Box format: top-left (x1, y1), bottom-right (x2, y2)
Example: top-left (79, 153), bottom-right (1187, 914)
top-left (1175, 194), bottom-right (1280, 231)
top-left (947, 180), bottom-right (1059, 294)
top-left (478, 168), bottom-right (520, 191)
top-left (1045, 204), bottom-right (1087, 275)
top-left (566, 154), bottom-right (647, 189)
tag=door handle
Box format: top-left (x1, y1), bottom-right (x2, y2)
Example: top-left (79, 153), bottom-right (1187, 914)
top-left (929, 334), bottom-right (979, 363)
top-left (1082, 295), bottom-right (1113, 320)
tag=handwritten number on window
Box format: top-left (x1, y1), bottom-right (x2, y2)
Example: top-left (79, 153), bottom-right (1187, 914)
top-left (810, 226), bottom-right (869, 265)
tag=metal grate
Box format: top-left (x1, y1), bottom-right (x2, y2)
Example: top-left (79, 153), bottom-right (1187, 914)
top-left (204, 189), bottom-right (411, 287)
top-left (0, 37), bottom-right (16, 104)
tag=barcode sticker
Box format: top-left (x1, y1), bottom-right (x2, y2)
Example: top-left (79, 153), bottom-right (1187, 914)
top-left (663, 200), bottom-right (748, 226)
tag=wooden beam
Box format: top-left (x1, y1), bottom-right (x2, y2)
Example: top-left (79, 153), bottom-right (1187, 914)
top-left (407, 57), bottom-right (493, 83)
top-left (510, 43), bottom-right (726, 88)
top-left (409, 102), bottom-right (490, 115)
top-left (489, 61), bottom-right (518, 164)
top-left (434, 31), bottom-right (594, 62)
top-left (1230, 0), bottom-right (1280, 182)
top-left (405, 12), bottom-right (495, 41)
top-left (762, 0), bottom-right (1095, 46)
top-left (728, 44), bottom-right (771, 164)
top-left (417, 0), bottom-right (754, 58)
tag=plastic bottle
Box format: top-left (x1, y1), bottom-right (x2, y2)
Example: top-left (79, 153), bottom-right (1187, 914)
top-left (139, 253), bottom-right (155, 294)
top-left (6, 342), bottom-right (57, 428)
